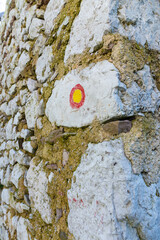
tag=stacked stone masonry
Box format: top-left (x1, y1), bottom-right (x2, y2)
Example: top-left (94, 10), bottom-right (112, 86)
top-left (0, 0), bottom-right (160, 239)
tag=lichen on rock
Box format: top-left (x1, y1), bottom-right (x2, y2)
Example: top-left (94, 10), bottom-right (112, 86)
top-left (0, 0), bottom-right (159, 239)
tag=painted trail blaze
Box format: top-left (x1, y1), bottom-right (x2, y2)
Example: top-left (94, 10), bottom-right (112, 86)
top-left (70, 84), bottom-right (85, 109)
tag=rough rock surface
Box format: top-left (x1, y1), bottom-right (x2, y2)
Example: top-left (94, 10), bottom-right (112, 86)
top-left (65, 0), bottom-right (160, 62)
top-left (27, 159), bottom-right (52, 224)
top-left (46, 60), bottom-right (124, 127)
top-left (68, 139), bottom-right (160, 240)
top-left (46, 61), bottom-right (159, 127)
top-left (0, 0), bottom-right (159, 239)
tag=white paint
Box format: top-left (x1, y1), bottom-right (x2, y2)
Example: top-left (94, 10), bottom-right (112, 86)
top-left (68, 139), bottom-right (160, 240)
top-left (46, 61), bottom-right (124, 127)
top-left (65, 0), bottom-right (160, 62)
top-left (36, 46), bottom-right (54, 83)
top-left (27, 160), bottom-right (52, 224)
top-left (44, 0), bottom-right (65, 34)
top-left (46, 62), bottom-right (160, 128)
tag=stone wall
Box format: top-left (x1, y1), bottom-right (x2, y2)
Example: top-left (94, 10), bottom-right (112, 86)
top-left (0, 0), bottom-right (160, 239)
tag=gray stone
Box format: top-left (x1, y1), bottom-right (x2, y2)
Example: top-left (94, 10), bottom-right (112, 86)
top-left (27, 78), bottom-right (40, 92)
top-left (22, 141), bottom-right (35, 154)
top-left (44, 0), bottom-right (65, 34)
top-left (25, 91), bottom-right (40, 129)
top-left (27, 160), bottom-right (52, 224)
top-left (36, 46), bottom-right (54, 83)
top-left (65, 0), bottom-right (160, 62)
top-left (11, 164), bottom-right (26, 188)
top-left (46, 61), bottom-right (124, 127)
top-left (29, 18), bottom-right (44, 39)
top-left (68, 139), bottom-right (160, 240)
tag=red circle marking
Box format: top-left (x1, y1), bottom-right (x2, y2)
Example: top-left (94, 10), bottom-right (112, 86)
top-left (70, 84), bottom-right (85, 109)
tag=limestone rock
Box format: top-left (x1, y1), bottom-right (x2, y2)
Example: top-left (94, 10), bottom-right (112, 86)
top-left (29, 18), bottom-right (44, 39)
top-left (46, 61), bottom-right (160, 127)
top-left (11, 164), bottom-right (26, 188)
top-left (68, 139), bottom-right (160, 240)
top-left (1, 165), bottom-right (11, 187)
top-left (25, 91), bottom-right (41, 129)
top-left (46, 60), bottom-right (124, 127)
top-left (9, 149), bottom-right (31, 166)
top-left (5, 119), bottom-right (17, 140)
top-left (13, 51), bottom-right (30, 81)
top-left (32, 34), bottom-right (46, 56)
top-left (1, 189), bottom-right (13, 205)
top-left (17, 217), bottom-right (32, 240)
top-left (44, 0), bottom-right (65, 34)
top-left (37, 117), bottom-right (43, 129)
top-left (27, 159), bottom-right (52, 224)
top-left (36, 46), bottom-right (54, 83)
top-left (20, 89), bottom-right (29, 106)
top-left (27, 78), bottom-right (40, 92)
top-left (22, 141), bottom-right (35, 154)
top-left (7, 96), bottom-right (19, 116)
top-left (65, 0), bottom-right (160, 62)
top-left (13, 112), bottom-right (22, 126)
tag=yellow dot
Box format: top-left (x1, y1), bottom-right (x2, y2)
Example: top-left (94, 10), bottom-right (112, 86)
top-left (73, 89), bottom-right (82, 103)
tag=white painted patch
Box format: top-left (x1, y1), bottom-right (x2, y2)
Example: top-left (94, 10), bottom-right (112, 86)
top-left (46, 60), bottom-right (124, 127)
top-left (65, 0), bottom-right (160, 62)
top-left (46, 62), bottom-right (160, 128)
top-left (68, 139), bottom-right (160, 240)
top-left (27, 160), bottom-right (52, 224)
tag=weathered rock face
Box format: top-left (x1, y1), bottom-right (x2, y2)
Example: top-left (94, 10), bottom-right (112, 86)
top-left (0, 0), bottom-right (159, 240)
top-left (68, 139), bottom-right (160, 240)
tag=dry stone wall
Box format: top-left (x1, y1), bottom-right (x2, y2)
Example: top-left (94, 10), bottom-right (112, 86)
top-left (0, 0), bottom-right (160, 240)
